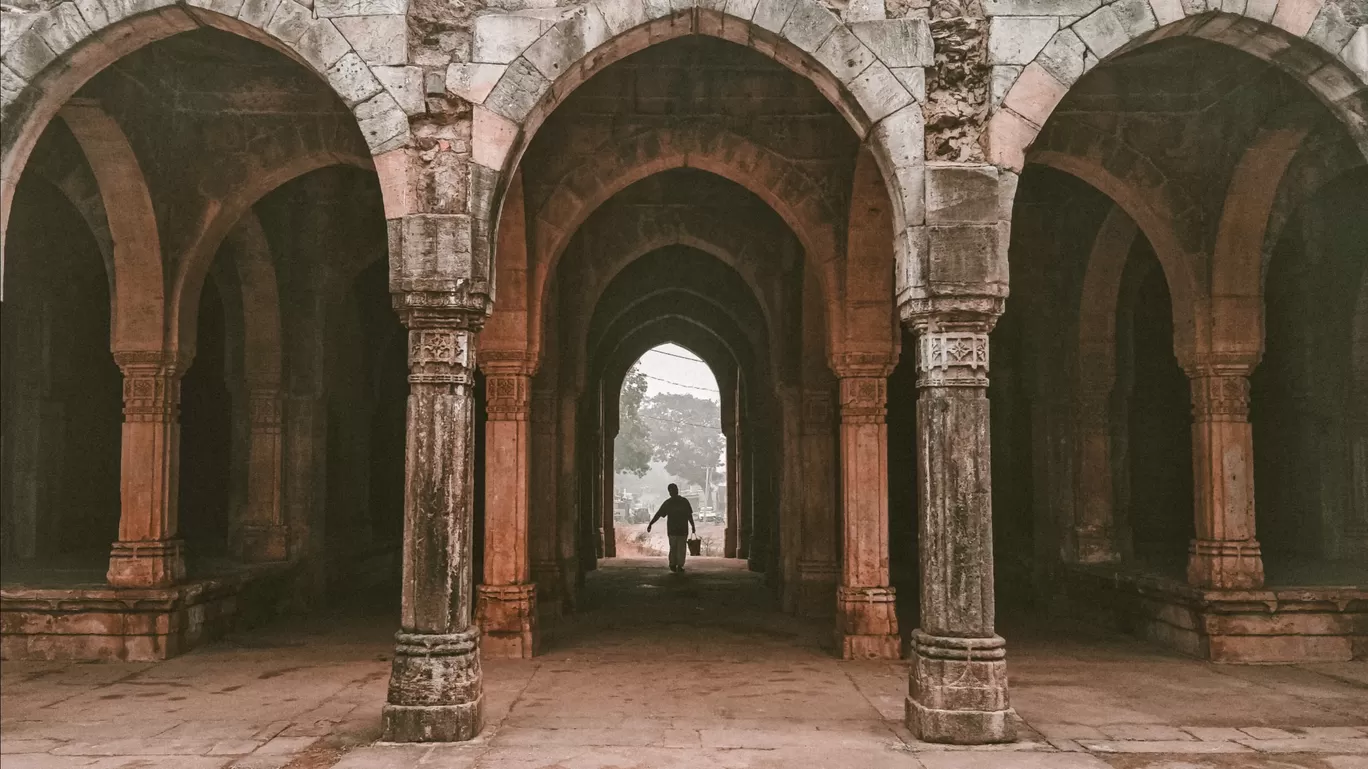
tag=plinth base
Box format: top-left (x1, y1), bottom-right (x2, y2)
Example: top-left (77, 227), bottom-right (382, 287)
top-left (1188, 539), bottom-right (1265, 589)
top-left (381, 700), bottom-right (484, 742)
top-left (106, 539), bottom-right (186, 588)
top-left (836, 586), bottom-right (900, 659)
top-left (906, 630), bottom-right (1015, 744)
top-left (384, 630), bottom-right (484, 742)
top-left (476, 584), bottom-right (538, 659)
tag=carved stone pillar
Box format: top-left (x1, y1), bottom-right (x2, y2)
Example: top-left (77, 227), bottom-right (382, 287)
top-left (558, 393), bottom-right (581, 609)
top-left (602, 406), bottom-right (617, 558)
top-left (834, 366), bottom-right (900, 658)
top-left (904, 319), bottom-right (1014, 744)
top-left (798, 389), bottom-right (840, 619)
top-left (108, 351), bottom-right (189, 588)
top-left (476, 365), bottom-right (538, 659)
top-left (530, 388), bottom-right (563, 615)
top-left (382, 304), bottom-right (484, 742)
top-left (1074, 389), bottom-right (1120, 563)
top-left (1185, 364), bottom-right (1265, 590)
top-left (235, 387), bottom-right (287, 561)
top-left (723, 422), bottom-right (738, 558)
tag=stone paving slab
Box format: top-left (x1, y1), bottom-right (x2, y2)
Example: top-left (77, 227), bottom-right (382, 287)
top-left (2, 560), bottom-right (1366, 768)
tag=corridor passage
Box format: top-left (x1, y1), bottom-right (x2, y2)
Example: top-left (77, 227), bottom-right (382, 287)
top-left (3, 557), bottom-right (1366, 767)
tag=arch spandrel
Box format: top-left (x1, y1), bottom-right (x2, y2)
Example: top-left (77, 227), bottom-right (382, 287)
top-left (988, 8), bottom-right (1368, 173)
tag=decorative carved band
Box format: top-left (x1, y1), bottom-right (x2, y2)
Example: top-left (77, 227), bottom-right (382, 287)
top-left (407, 328), bottom-right (475, 386)
top-left (486, 374), bottom-right (531, 418)
top-left (916, 330), bottom-right (989, 387)
top-left (839, 376), bottom-right (887, 423)
top-left (1189, 375), bottom-right (1250, 421)
top-left (248, 389), bottom-right (284, 428)
top-left (114, 351), bottom-right (187, 423)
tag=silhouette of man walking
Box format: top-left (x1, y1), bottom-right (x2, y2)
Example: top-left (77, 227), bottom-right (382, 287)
top-left (648, 483), bottom-right (696, 572)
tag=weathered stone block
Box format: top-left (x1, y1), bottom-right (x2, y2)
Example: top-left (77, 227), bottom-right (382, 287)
top-left (990, 65), bottom-right (1021, 108)
top-left (264, 0), bottom-right (313, 45)
top-left (1111, 0), bottom-right (1158, 40)
top-left (988, 16), bottom-right (1056, 64)
top-left (1343, 26), bottom-right (1368, 82)
top-left (752, 0), bottom-right (799, 35)
top-left (780, 0), bottom-right (839, 54)
top-left (474, 13), bottom-right (548, 64)
top-left (483, 56), bottom-right (550, 122)
top-left (848, 60), bottom-right (912, 123)
top-left (1271, 0), bottom-right (1324, 37)
top-left (1074, 4), bottom-right (1131, 58)
top-left (3, 29), bottom-right (56, 80)
top-left (237, 0), bottom-right (284, 30)
top-left (851, 18), bottom-right (933, 67)
top-left (313, 0), bottom-right (403, 18)
top-left (1306, 0), bottom-right (1360, 55)
top-left (447, 62), bottom-right (506, 104)
top-left (1036, 27), bottom-right (1086, 85)
top-left (30, 3), bottom-right (92, 58)
top-left (522, 5), bottom-right (609, 81)
top-left (294, 19), bottom-right (352, 73)
top-left (925, 164), bottom-right (1002, 223)
top-left (892, 66), bottom-right (925, 101)
top-left (923, 222), bottom-right (1008, 288)
top-left (595, 0), bottom-right (647, 35)
top-left (1000, 61), bottom-right (1067, 126)
top-left (326, 50), bottom-right (383, 106)
top-left (983, 0), bottom-right (1100, 15)
top-left (846, 0), bottom-right (885, 22)
top-left (353, 89), bottom-right (409, 152)
top-left (375, 65), bottom-right (423, 114)
top-left (812, 24), bottom-right (876, 83)
top-left (334, 14), bottom-right (406, 66)
top-left (72, 0), bottom-right (112, 32)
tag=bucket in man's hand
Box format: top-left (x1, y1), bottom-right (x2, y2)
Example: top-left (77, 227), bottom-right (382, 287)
top-left (687, 537), bottom-right (701, 556)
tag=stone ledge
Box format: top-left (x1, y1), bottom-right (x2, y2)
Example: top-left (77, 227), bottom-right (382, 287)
top-left (1, 562), bottom-right (297, 662)
top-left (1054, 564), bottom-right (1367, 663)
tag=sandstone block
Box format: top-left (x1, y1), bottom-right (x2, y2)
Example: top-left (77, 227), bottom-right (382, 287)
top-left (892, 66), bottom-right (925, 101)
top-left (925, 164), bottom-right (1001, 224)
top-left (752, 0), bottom-right (799, 35)
top-left (474, 13), bottom-right (548, 64)
top-left (1074, 4), bottom-right (1131, 58)
top-left (988, 16), bottom-right (1056, 64)
top-left (522, 5), bottom-right (609, 81)
top-left (313, 0), bottom-right (403, 18)
top-left (4, 28), bottom-right (56, 80)
top-left (326, 50), bottom-right (382, 106)
top-left (595, 0), bottom-right (647, 35)
top-left (846, 0), bottom-right (886, 22)
top-left (473, 105), bottom-right (519, 171)
top-left (1149, 0), bottom-right (1184, 24)
top-left (72, 0), bottom-right (112, 32)
top-left (812, 24), bottom-right (876, 83)
top-left (850, 18), bottom-right (933, 67)
top-left (780, 0), bottom-right (839, 54)
top-left (848, 60), bottom-right (912, 123)
top-left (334, 14), bottom-right (406, 66)
top-left (1037, 27), bottom-right (1086, 85)
top-left (1342, 25), bottom-right (1367, 82)
top-left (353, 90), bottom-right (408, 152)
top-left (1306, 0), bottom-right (1359, 55)
top-left (1271, 0), bottom-right (1324, 37)
top-left (984, 0), bottom-right (1101, 15)
top-left (1000, 61), bottom-right (1067, 127)
top-left (924, 222), bottom-right (1008, 287)
top-left (264, 0), bottom-right (312, 45)
top-left (1, 61), bottom-right (26, 107)
top-left (375, 65), bottom-right (424, 115)
top-left (447, 62), bottom-right (506, 105)
top-left (31, 3), bottom-right (92, 59)
top-left (990, 65), bottom-right (1022, 108)
top-left (483, 57), bottom-right (551, 122)
top-left (724, 0), bottom-right (762, 23)
top-left (295, 19), bottom-right (352, 74)
top-left (1111, 0), bottom-right (1158, 39)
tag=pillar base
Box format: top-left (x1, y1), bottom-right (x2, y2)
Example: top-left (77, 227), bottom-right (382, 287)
top-left (107, 539), bottom-right (186, 588)
top-left (476, 584), bottom-right (538, 659)
top-left (233, 524), bottom-right (289, 562)
top-left (836, 586), bottom-right (900, 659)
top-left (382, 629), bottom-right (484, 742)
top-left (1187, 538), bottom-right (1264, 589)
top-left (906, 630), bottom-right (1015, 744)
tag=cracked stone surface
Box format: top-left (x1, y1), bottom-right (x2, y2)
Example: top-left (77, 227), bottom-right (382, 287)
top-left (3, 558), bottom-right (1366, 768)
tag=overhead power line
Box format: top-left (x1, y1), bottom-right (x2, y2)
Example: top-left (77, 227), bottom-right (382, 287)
top-left (641, 373), bottom-right (718, 394)
top-left (640, 413), bottom-right (722, 431)
top-left (640, 347), bottom-right (705, 361)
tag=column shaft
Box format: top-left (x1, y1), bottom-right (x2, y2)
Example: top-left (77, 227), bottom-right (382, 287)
top-left (382, 311), bottom-right (484, 742)
top-left (235, 387), bottom-right (287, 561)
top-left (1185, 369), bottom-right (1264, 589)
top-left (530, 389), bottom-right (563, 615)
top-left (905, 324), bottom-right (1014, 744)
top-left (476, 371), bottom-right (538, 659)
top-left (836, 373), bottom-right (899, 658)
top-left (108, 352), bottom-right (187, 588)
top-left (1074, 391), bottom-right (1119, 563)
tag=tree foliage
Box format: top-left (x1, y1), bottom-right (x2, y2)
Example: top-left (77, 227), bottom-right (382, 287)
top-left (614, 365), bottom-right (652, 477)
top-left (641, 392), bottom-right (724, 489)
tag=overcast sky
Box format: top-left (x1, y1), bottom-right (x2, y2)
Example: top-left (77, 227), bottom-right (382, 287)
top-left (632, 343), bottom-right (719, 403)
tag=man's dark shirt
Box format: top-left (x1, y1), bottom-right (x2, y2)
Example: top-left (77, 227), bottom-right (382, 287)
top-left (651, 495), bottom-right (695, 536)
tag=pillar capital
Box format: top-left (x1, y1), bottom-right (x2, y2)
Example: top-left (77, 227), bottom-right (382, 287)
top-left (837, 376), bottom-right (887, 423)
top-left (113, 350), bottom-right (190, 422)
top-left (1186, 371), bottom-right (1251, 422)
top-left (484, 372), bottom-right (531, 419)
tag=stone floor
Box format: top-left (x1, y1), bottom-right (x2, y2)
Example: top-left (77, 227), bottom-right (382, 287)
top-left (2, 557), bottom-right (1366, 768)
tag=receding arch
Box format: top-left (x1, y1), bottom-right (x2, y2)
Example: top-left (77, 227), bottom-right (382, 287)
top-left (528, 125), bottom-right (845, 365)
top-left (1029, 148), bottom-right (1200, 363)
top-left (224, 211), bottom-right (283, 391)
top-left (58, 100), bottom-right (165, 354)
top-left (0, 3), bottom-right (409, 280)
